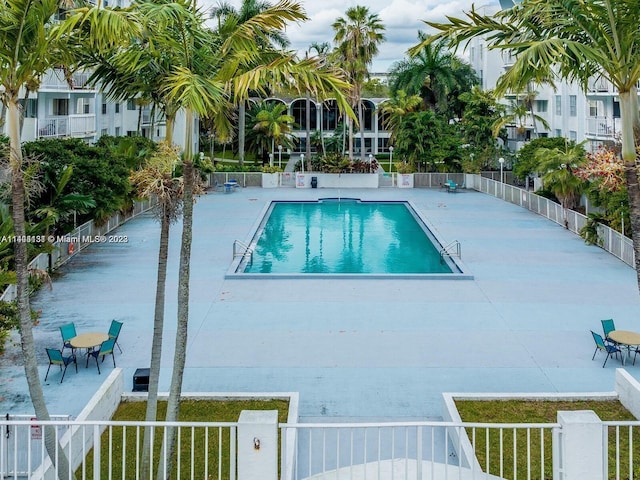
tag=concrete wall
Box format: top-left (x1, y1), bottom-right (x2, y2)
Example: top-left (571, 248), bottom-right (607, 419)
top-left (295, 173), bottom-right (379, 188)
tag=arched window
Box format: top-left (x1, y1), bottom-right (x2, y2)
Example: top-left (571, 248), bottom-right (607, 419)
top-left (322, 100), bottom-right (340, 131)
top-left (361, 100), bottom-right (375, 132)
top-left (291, 99), bottom-right (317, 130)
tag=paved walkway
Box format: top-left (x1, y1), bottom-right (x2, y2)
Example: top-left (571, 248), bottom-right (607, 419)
top-left (2, 186), bottom-right (640, 420)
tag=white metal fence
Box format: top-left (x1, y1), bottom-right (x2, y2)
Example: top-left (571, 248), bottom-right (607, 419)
top-left (0, 419), bottom-right (237, 480)
top-left (3, 417), bottom-right (640, 479)
top-left (0, 197), bottom-right (155, 302)
top-left (476, 176), bottom-right (635, 268)
top-left (281, 422), bottom-right (559, 480)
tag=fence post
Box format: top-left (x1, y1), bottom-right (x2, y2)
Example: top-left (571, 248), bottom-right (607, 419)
top-left (238, 410), bottom-right (278, 480)
top-left (557, 410), bottom-right (604, 479)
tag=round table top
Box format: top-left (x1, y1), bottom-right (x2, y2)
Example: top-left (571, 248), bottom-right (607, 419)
top-left (608, 330), bottom-right (640, 346)
top-left (70, 332), bottom-right (109, 349)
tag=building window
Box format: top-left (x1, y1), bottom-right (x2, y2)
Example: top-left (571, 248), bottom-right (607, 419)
top-left (114, 103), bottom-right (120, 114)
top-left (555, 129), bottom-right (562, 137)
top-left (53, 98), bottom-right (69, 116)
top-left (555, 95), bottom-right (561, 116)
top-left (322, 100), bottom-right (339, 131)
top-left (19, 98), bottom-right (37, 118)
top-left (291, 100), bottom-right (317, 130)
top-left (127, 99), bottom-right (136, 110)
top-left (569, 95), bottom-right (577, 116)
top-left (535, 100), bottom-right (548, 113)
top-left (101, 103), bottom-right (107, 114)
top-left (101, 128), bottom-right (108, 136)
top-left (115, 127), bottom-right (121, 136)
top-left (569, 130), bottom-right (577, 141)
top-left (588, 100), bottom-right (598, 117)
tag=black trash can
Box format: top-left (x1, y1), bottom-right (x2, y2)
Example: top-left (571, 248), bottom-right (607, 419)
top-left (133, 368), bottom-right (150, 392)
top-left (311, 176), bottom-right (318, 188)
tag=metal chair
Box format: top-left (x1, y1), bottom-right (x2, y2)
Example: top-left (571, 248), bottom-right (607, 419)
top-left (45, 348), bottom-right (77, 383)
top-left (59, 323), bottom-right (77, 354)
top-left (601, 319), bottom-right (616, 343)
top-left (87, 338), bottom-right (116, 374)
top-left (591, 330), bottom-right (622, 367)
top-left (108, 320), bottom-right (123, 353)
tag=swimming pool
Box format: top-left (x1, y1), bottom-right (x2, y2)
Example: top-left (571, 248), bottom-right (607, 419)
top-left (228, 199), bottom-right (471, 279)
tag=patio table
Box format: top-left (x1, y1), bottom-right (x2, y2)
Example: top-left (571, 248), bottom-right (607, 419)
top-left (607, 330), bottom-right (640, 365)
top-left (70, 332), bottom-right (109, 367)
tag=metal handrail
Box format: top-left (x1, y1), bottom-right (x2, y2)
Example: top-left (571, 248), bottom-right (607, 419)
top-left (233, 239), bottom-right (253, 265)
top-left (439, 240), bottom-right (461, 261)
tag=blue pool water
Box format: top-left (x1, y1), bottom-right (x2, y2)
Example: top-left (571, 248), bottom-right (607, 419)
top-left (242, 200), bottom-right (455, 275)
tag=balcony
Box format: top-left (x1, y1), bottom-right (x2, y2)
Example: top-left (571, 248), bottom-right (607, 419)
top-left (587, 77), bottom-right (617, 95)
top-left (585, 116), bottom-right (621, 140)
top-left (39, 70), bottom-right (94, 91)
top-left (38, 114), bottom-right (96, 139)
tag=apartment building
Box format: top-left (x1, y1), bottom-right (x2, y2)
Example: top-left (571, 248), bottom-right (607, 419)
top-left (3, 66), bottom-right (196, 152)
top-left (466, 6), bottom-right (628, 154)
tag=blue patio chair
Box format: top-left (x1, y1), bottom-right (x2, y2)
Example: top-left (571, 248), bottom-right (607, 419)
top-left (59, 323), bottom-right (77, 354)
top-left (591, 330), bottom-right (621, 367)
top-left (108, 320), bottom-right (123, 353)
top-left (45, 348), bottom-right (77, 383)
top-left (87, 338), bottom-right (116, 374)
top-left (601, 319), bottom-right (616, 343)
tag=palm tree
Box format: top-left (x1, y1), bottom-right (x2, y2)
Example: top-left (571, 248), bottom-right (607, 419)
top-left (309, 42), bottom-right (332, 155)
top-left (33, 165), bottom-right (96, 237)
top-left (249, 102), bottom-right (295, 165)
top-left (212, 0), bottom-right (291, 167)
top-left (491, 98), bottom-right (550, 139)
top-left (389, 33), bottom-right (458, 113)
top-left (332, 5), bottom-right (385, 161)
top-left (380, 90), bottom-right (423, 144)
top-left (129, 142), bottom-right (183, 480)
top-left (536, 141), bottom-right (587, 227)
top-left (413, 0), bottom-right (640, 291)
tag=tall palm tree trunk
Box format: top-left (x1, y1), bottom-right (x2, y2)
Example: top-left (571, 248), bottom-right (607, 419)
top-left (305, 91), bottom-right (311, 162)
top-left (620, 90), bottom-right (640, 289)
top-left (141, 205), bottom-right (171, 479)
top-left (8, 97), bottom-right (74, 480)
top-left (238, 102), bottom-right (246, 167)
top-left (159, 108), bottom-right (195, 479)
top-left (358, 99), bottom-right (365, 163)
top-left (347, 117), bottom-right (354, 161)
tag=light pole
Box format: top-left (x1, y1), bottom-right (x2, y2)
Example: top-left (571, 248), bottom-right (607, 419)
top-left (389, 146), bottom-right (394, 173)
top-left (300, 153), bottom-right (305, 173)
top-left (278, 145), bottom-right (282, 169)
top-left (499, 157), bottom-right (505, 197)
top-left (368, 153), bottom-right (373, 173)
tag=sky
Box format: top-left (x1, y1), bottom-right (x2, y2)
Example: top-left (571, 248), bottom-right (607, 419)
top-left (201, 0), bottom-right (500, 72)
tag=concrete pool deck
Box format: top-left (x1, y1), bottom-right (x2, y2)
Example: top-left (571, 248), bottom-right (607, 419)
top-left (2, 186), bottom-right (640, 420)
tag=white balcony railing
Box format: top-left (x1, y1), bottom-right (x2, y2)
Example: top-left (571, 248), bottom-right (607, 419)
top-left (3, 415), bottom-right (640, 479)
top-left (585, 116), bottom-right (621, 138)
top-left (38, 114), bottom-right (96, 138)
top-left (40, 70), bottom-right (93, 91)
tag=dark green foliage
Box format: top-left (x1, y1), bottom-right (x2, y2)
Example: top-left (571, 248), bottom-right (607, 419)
top-left (458, 88), bottom-right (505, 172)
top-left (23, 138), bottom-right (136, 227)
top-left (395, 110), bottom-right (463, 172)
top-left (514, 137), bottom-right (570, 180)
top-left (583, 184), bottom-right (629, 237)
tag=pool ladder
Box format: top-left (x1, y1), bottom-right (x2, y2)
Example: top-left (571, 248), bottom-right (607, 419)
top-left (439, 240), bottom-right (461, 262)
top-left (233, 240), bottom-right (253, 266)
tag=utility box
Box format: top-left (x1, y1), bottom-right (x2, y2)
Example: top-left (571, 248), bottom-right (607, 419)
top-left (133, 368), bottom-right (150, 392)
top-left (311, 176), bottom-right (318, 188)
